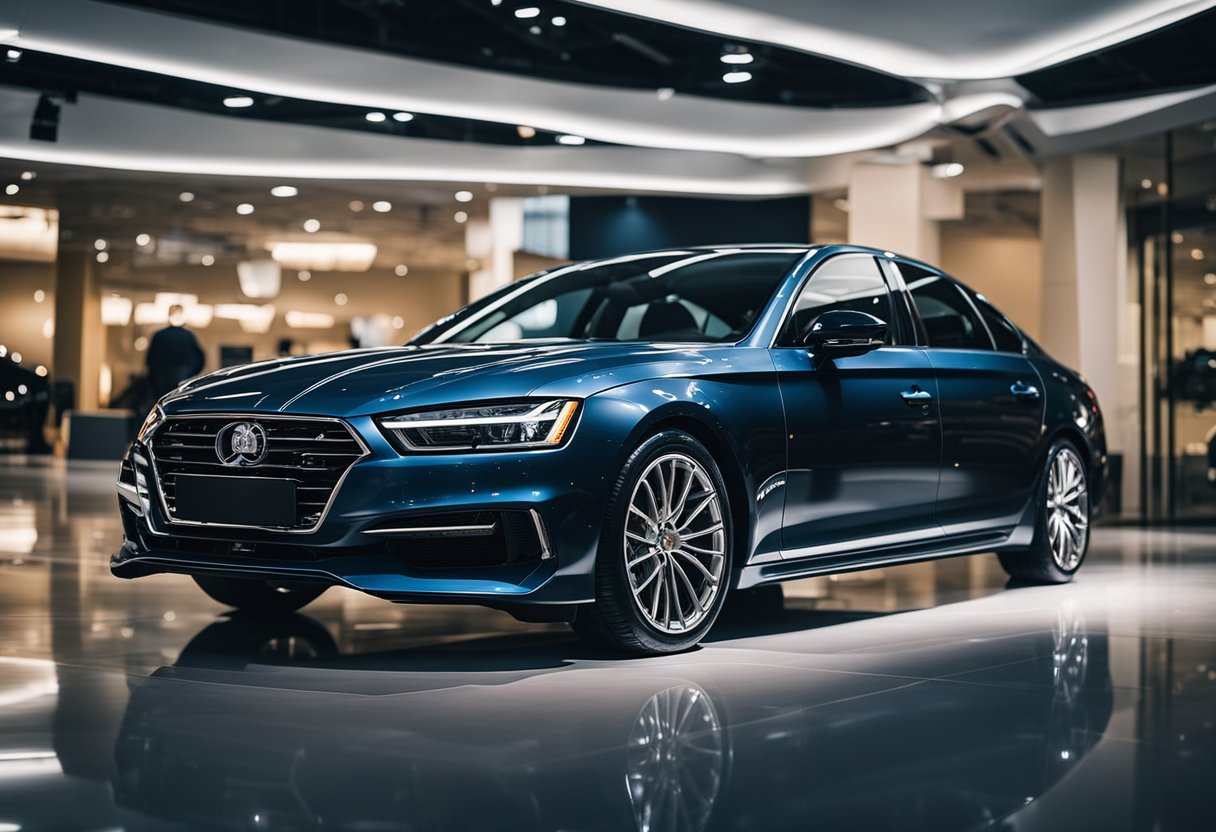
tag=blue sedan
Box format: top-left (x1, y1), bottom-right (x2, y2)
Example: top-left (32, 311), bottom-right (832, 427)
top-left (113, 244), bottom-right (1106, 654)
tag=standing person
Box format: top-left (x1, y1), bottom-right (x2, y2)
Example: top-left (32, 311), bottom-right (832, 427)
top-left (146, 304), bottom-right (205, 401)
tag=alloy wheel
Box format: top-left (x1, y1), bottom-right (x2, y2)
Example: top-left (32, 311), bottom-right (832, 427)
top-left (623, 453), bottom-right (727, 634)
top-left (1046, 447), bottom-right (1089, 571)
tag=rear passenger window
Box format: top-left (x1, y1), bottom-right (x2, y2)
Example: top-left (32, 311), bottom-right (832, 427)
top-left (973, 295), bottom-right (1024, 353)
top-left (782, 254), bottom-right (895, 346)
top-left (900, 266), bottom-right (993, 350)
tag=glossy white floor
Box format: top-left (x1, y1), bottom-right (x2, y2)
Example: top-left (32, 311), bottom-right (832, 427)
top-left (0, 458), bottom-right (1212, 832)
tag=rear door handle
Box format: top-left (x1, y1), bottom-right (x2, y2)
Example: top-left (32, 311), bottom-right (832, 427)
top-left (1011, 381), bottom-right (1041, 400)
top-left (900, 386), bottom-right (933, 405)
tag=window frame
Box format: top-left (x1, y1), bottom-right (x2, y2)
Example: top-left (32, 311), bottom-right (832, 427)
top-left (896, 261), bottom-right (1000, 352)
top-left (772, 253), bottom-right (915, 349)
top-left (969, 291), bottom-right (1028, 355)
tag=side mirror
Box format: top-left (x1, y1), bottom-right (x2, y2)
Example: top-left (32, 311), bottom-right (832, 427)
top-left (803, 309), bottom-right (887, 360)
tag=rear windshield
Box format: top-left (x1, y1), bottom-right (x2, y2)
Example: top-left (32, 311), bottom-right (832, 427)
top-left (413, 248), bottom-right (807, 345)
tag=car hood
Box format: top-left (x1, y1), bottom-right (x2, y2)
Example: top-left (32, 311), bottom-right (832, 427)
top-left (161, 341), bottom-right (728, 417)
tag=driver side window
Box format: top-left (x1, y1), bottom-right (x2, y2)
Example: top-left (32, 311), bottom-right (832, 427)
top-left (781, 255), bottom-right (894, 346)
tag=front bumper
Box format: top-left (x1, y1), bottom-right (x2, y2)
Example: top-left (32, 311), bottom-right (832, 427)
top-left (112, 421), bottom-right (618, 607)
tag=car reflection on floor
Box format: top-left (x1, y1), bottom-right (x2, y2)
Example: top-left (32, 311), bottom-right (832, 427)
top-left (111, 595), bottom-right (1111, 832)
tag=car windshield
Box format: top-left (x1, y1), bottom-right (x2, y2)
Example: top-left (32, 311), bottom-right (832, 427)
top-left (412, 248), bottom-right (808, 345)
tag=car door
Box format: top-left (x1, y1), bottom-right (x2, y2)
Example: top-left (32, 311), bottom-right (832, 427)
top-left (774, 253), bottom-right (943, 558)
top-left (897, 262), bottom-right (1046, 535)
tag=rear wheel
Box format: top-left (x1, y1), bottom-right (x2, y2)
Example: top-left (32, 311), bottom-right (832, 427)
top-left (573, 431), bottom-right (732, 654)
top-left (998, 440), bottom-right (1090, 583)
top-left (193, 574), bottom-right (328, 614)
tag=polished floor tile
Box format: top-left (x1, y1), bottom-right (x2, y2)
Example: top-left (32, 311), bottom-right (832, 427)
top-left (0, 459), bottom-right (1212, 831)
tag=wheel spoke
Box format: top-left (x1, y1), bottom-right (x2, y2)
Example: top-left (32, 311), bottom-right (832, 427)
top-left (671, 557), bottom-right (703, 612)
top-left (680, 522), bottom-right (724, 541)
top-left (676, 493), bottom-right (716, 532)
top-left (671, 465), bottom-right (695, 525)
top-left (632, 563), bottom-right (661, 595)
top-left (629, 503), bottom-right (658, 530)
top-left (628, 548), bottom-right (661, 569)
top-left (673, 549), bottom-right (717, 584)
top-left (625, 529), bottom-right (653, 545)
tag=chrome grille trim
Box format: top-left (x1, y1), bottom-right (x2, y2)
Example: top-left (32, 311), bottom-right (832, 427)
top-left (147, 413), bottom-right (369, 534)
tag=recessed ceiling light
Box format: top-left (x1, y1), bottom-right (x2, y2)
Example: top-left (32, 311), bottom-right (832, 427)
top-left (271, 185), bottom-right (298, 197)
top-left (5, 48), bottom-right (22, 63)
top-left (1140, 178), bottom-right (1153, 189)
top-left (179, 191), bottom-right (195, 202)
top-left (394, 264), bottom-right (409, 277)
top-left (722, 71), bottom-right (752, 83)
top-left (392, 315), bottom-right (405, 329)
top-left (349, 200), bottom-right (365, 212)
top-left (298, 270), bottom-right (311, 281)
top-left (94, 238), bottom-right (107, 251)
top-left (455, 190), bottom-right (474, 203)
top-left (931, 162), bottom-right (965, 178)
top-left (454, 211), bottom-right (469, 223)
top-left (372, 200), bottom-right (392, 213)
top-left (1205, 273), bottom-right (1216, 285)
top-left (19, 170), bottom-right (35, 181)
top-left (4, 184), bottom-right (18, 196)
top-left (515, 7), bottom-right (540, 19)
top-left (720, 52), bottom-right (753, 65)
top-left (135, 233), bottom-right (151, 246)
top-left (334, 293), bottom-right (348, 306)
top-left (33, 289), bottom-right (45, 302)
top-left (552, 15), bottom-right (567, 26)
top-left (201, 254), bottom-right (215, 266)
top-left (557, 134), bottom-right (585, 145)
top-left (236, 203), bottom-right (255, 215)
top-left (392, 111), bottom-right (415, 122)
top-left (223, 95), bottom-right (254, 108)
top-left (303, 218), bottom-right (321, 233)
top-left (365, 111), bottom-right (387, 123)
top-left (96, 251), bottom-right (109, 263)
top-left (516, 125), bottom-right (537, 139)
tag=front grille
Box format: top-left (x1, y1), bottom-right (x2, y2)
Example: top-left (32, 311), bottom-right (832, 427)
top-left (149, 415), bottom-right (365, 531)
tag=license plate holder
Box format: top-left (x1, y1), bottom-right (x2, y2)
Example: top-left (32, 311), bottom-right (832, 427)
top-left (173, 474), bottom-right (297, 527)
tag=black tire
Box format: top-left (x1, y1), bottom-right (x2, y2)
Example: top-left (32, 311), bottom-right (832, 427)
top-left (998, 439), bottom-right (1091, 583)
top-left (193, 574), bottom-right (328, 614)
top-left (572, 430), bottom-right (733, 654)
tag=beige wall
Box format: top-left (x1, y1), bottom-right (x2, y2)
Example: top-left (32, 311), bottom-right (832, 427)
top-left (0, 260), bottom-right (56, 372)
top-left (939, 227), bottom-right (1043, 342)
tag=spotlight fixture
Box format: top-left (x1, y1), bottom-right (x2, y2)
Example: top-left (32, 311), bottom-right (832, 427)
top-left (236, 203), bottom-right (255, 215)
top-left (720, 50), bottom-right (753, 65)
top-left (19, 171), bottom-right (35, 181)
top-left (516, 125), bottom-right (537, 140)
top-left (552, 16), bottom-right (567, 26)
top-left (392, 111), bottom-right (414, 122)
top-left (4, 184), bottom-right (17, 196)
top-left (29, 94), bottom-right (61, 143)
top-left (515, 7), bottom-right (540, 19)
top-left (722, 71), bottom-right (752, 84)
top-left (372, 200), bottom-right (392, 213)
top-left (394, 264), bottom-right (409, 277)
top-left (365, 111), bottom-right (386, 123)
top-left (303, 218), bottom-right (321, 233)
top-left (5, 48), bottom-right (22, 63)
top-left (557, 134), bottom-right (585, 145)
top-left (179, 191), bottom-right (195, 202)
top-left (135, 233), bottom-right (151, 246)
top-left (931, 162), bottom-right (965, 178)
top-left (455, 190), bottom-right (474, 203)
top-left (454, 211), bottom-right (468, 223)
top-left (271, 185), bottom-right (298, 197)
top-left (223, 95), bottom-right (254, 108)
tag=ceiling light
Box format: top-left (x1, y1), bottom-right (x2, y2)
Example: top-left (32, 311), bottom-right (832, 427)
top-left (656, 87), bottom-right (675, 101)
top-left (35, 364), bottom-right (48, 376)
top-left (1140, 178), bottom-right (1153, 189)
top-left (236, 202), bottom-right (254, 215)
top-left (372, 200), bottom-right (392, 213)
top-left (101, 294), bottom-right (133, 326)
top-left (394, 264), bottom-right (409, 276)
top-left (19, 171), bottom-right (35, 180)
top-left (269, 241), bottom-right (378, 272)
top-left (515, 7), bottom-right (540, 19)
top-left (5, 48), bottom-right (23, 63)
top-left (365, 111), bottom-right (386, 123)
top-left (178, 191), bottom-right (195, 202)
top-left (33, 289), bottom-right (45, 302)
top-left (722, 71), bottom-right (752, 83)
top-left (214, 303), bottom-right (275, 333)
top-left (516, 125), bottom-right (537, 139)
top-left (552, 15), bottom-right (567, 26)
top-left (349, 200), bottom-right (365, 212)
top-left (454, 211), bottom-right (468, 223)
top-left (392, 111), bottom-right (414, 122)
top-left (455, 190), bottom-right (474, 202)
top-left (334, 293), bottom-right (348, 306)
top-left (285, 310), bottom-right (335, 329)
top-left (4, 184), bottom-right (18, 196)
top-left (529, 25), bottom-right (542, 35)
top-left (201, 254), bottom-right (215, 266)
top-left (135, 233), bottom-right (151, 246)
top-left (271, 185), bottom-right (298, 197)
top-left (93, 238), bottom-right (107, 250)
top-left (1205, 273), bottom-right (1216, 285)
top-left (1193, 248), bottom-right (1206, 261)
top-left (557, 134), bottom-right (585, 145)
top-left (392, 315), bottom-right (405, 329)
top-left (720, 52), bottom-right (753, 65)
top-left (95, 251), bottom-right (109, 263)
top-left (236, 259), bottom-right (281, 297)
top-left (298, 269), bottom-right (311, 281)
top-left (931, 162), bottom-right (965, 178)
top-left (223, 95), bottom-right (254, 108)
top-left (303, 218), bottom-right (321, 232)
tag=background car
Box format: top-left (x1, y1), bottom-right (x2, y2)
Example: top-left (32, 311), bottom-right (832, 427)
top-left (112, 245), bottom-right (1107, 654)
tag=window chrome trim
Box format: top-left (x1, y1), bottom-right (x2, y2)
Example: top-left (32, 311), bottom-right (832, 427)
top-left (766, 251), bottom-right (902, 349)
top-left (146, 412), bottom-right (370, 535)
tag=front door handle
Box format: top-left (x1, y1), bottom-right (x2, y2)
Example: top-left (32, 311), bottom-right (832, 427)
top-left (900, 386), bottom-right (933, 405)
top-left (1010, 381), bottom-right (1041, 400)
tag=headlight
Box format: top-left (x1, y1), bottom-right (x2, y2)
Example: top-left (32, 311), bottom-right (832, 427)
top-left (137, 405), bottom-right (164, 443)
top-left (379, 399), bottom-right (579, 452)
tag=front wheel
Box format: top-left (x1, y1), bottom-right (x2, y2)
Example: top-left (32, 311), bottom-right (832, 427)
top-left (193, 574), bottom-right (328, 614)
top-left (998, 439), bottom-right (1091, 583)
top-left (573, 430), bottom-right (732, 654)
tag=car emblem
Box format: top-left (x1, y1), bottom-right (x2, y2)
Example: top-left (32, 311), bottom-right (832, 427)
top-left (215, 421), bottom-right (269, 466)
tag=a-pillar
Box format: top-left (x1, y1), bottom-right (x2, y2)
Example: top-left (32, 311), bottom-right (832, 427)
top-left (52, 248), bottom-right (104, 411)
top-left (847, 162), bottom-right (962, 261)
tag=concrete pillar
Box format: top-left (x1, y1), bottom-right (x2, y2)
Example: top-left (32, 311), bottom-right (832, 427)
top-left (847, 162), bottom-right (962, 262)
top-left (52, 249), bottom-right (104, 411)
top-left (466, 197), bottom-right (524, 302)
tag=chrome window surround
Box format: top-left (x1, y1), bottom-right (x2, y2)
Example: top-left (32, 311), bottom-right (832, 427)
top-left (145, 413), bottom-right (370, 535)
